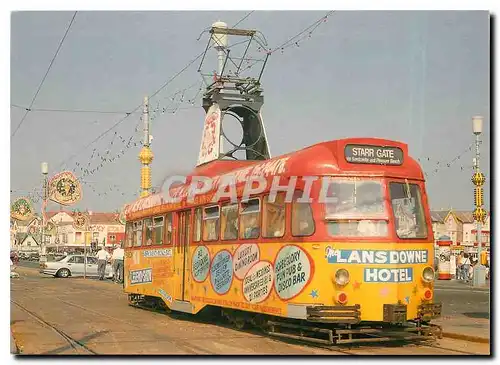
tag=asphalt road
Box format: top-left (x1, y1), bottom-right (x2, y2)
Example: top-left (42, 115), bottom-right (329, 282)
top-left (434, 280), bottom-right (490, 319)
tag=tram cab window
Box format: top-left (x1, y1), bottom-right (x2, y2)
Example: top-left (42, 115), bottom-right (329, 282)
top-left (325, 178), bottom-right (388, 238)
top-left (263, 193), bottom-right (285, 238)
top-left (144, 218), bottom-right (153, 246)
top-left (133, 220), bottom-right (143, 246)
top-left (193, 208), bottom-right (202, 242)
top-left (240, 198), bottom-right (260, 239)
top-left (153, 216), bottom-right (164, 245)
top-left (203, 206), bottom-right (220, 241)
top-left (125, 222), bottom-right (133, 247)
top-left (291, 191), bottom-right (315, 237)
top-left (221, 204), bottom-right (239, 240)
top-left (165, 213), bottom-right (173, 245)
top-left (389, 182), bottom-right (428, 239)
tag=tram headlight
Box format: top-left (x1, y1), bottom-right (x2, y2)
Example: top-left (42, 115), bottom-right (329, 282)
top-left (422, 266), bottom-right (435, 283)
top-left (334, 269), bottom-right (350, 286)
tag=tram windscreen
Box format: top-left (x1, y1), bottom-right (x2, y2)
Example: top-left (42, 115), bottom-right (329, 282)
top-left (389, 182), bottom-right (428, 239)
top-left (325, 178), bottom-right (388, 237)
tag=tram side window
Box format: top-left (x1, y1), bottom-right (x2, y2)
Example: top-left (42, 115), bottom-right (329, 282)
top-left (144, 218), bottom-right (153, 246)
top-left (193, 208), bottom-right (202, 242)
top-left (125, 222), bottom-right (133, 247)
top-left (240, 198), bottom-right (260, 239)
top-left (221, 204), bottom-right (239, 240)
top-left (291, 191), bottom-right (315, 237)
top-left (165, 213), bottom-right (173, 245)
top-left (389, 182), bottom-right (428, 239)
top-left (133, 220), bottom-right (143, 247)
top-left (153, 216), bottom-right (164, 245)
top-left (263, 193), bottom-right (285, 238)
top-left (203, 206), bottom-right (220, 241)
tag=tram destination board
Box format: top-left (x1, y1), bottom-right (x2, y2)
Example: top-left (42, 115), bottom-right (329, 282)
top-left (344, 144), bottom-right (403, 166)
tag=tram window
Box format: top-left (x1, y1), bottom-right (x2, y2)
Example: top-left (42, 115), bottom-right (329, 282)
top-left (263, 193), bottom-right (285, 238)
top-left (144, 218), bottom-right (153, 246)
top-left (165, 213), bottom-right (173, 245)
top-left (328, 220), bottom-right (388, 238)
top-left (125, 222), bottom-right (133, 247)
top-left (203, 206), bottom-right (220, 241)
top-left (291, 191), bottom-right (315, 237)
top-left (133, 220), bottom-right (143, 247)
top-left (221, 204), bottom-right (239, 240)
top-left (240, 198), bottom-right (260, 239)
top-left (324, 178), bottom-right (388, 238)
top-left (325, 178), bottom-right (386, 218)
top-left (193, 208), bottom-right (202, 242)
top-left (153, 216), bottom-right (164, 245)
top-left (389, 182), bottom-right (428, 239)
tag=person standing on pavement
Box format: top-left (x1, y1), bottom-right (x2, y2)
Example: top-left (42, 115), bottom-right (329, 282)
top-left (456, 252), bottom-right (463, 280)
top-left (96, 246), bottom-right (110, 280)
top-left (462, 253), bottom-right (471, 282)
top-left (111, 243), bottom-right (124, 283)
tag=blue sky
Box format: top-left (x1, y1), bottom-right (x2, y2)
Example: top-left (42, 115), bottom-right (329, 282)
top-left (10, 11), bottom-right (490, 212)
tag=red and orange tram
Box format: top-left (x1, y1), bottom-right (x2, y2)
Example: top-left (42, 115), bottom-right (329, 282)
top-left (123, 137), bottom-right (442, 344)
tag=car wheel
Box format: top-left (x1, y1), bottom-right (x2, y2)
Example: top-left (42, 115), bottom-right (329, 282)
top-left (57, 268), bottom-right (70, 278)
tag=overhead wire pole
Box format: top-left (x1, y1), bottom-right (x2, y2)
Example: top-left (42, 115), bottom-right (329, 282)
top-left (11, 11), bottom-right (78, 138)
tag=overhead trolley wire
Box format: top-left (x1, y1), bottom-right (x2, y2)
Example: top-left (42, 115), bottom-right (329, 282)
top-left (56, 11), bottom-right (257, 171)
top-left (11, 11), bottom-right (78, 138)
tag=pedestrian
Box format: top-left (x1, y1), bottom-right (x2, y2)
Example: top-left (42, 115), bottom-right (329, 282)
top-left (462, 253), bottom-right (471, 282)
top-left (111, 241), bottom-right (125, 283)
top-left (96, 246), bottom-right (110, 280)
top-left (456, 252), bottom-right (463, 280)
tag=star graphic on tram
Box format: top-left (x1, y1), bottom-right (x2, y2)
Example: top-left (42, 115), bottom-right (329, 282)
top-left (309, 289), bottom-right (319, 298)
top-left (380, 287), bottom-right (389, 296)
top-left (352, 281), bottom-right (362, 290)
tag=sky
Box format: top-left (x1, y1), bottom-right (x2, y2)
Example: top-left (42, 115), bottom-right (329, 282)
top-left (10, 10), bottom-right (490, 213)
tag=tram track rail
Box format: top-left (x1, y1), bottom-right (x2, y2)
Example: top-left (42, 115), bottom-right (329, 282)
top-left (11, 300), bottom-right (98, 355)
top-left (42, 296), bottom-right (221, 355)
top-left (11, 276), bottom-right (488, 355)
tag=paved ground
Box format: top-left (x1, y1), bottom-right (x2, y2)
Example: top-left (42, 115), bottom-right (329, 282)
top-left (10, 266), bottom-right (490, 355)
top-left (433, 279), bottom-right (490, 340)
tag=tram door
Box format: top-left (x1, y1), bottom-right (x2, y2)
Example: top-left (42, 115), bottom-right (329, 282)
top-left (175, 210), bottom-right (191, 301)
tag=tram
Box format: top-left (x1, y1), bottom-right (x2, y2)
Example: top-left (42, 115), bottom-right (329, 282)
top-left (123, 137), bottom-right (442, 344)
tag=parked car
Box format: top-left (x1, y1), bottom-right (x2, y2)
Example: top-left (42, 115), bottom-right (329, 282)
top-left (28, 253), bottom-right (40, 261)
top-left (41, 255), bottom-right (112, 278)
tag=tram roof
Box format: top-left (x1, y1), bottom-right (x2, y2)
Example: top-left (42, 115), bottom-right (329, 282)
top-left (189, 137), bottom-right (422, 180)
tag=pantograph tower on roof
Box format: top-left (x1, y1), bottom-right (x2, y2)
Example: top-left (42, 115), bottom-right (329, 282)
top-left (196, 21), bottom-right (271, 166)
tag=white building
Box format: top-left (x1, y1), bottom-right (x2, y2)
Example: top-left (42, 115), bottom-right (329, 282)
top-left (431, 209), bottom-right (491, 255)
top-left (10, 210), bottom-right (125, 253)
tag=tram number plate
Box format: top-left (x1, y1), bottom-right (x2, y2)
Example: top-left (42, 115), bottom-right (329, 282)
top-left (344, 144), bottom-right (403, 165)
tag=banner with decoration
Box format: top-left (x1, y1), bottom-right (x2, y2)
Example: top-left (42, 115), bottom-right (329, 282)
top-left (72, 211), bottom-right (90, 230)
top-left (48, 171), bottom-right (82, 206)
top-left (45, 221), bottom-right (56, 235)
top-left (11, 197), bottom-right (35, 221)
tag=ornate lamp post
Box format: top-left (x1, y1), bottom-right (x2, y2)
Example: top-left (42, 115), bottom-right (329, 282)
top-left (471, 116), bottom-right (487, 287)
top-left (40, 162), bottom-right (49, 264)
